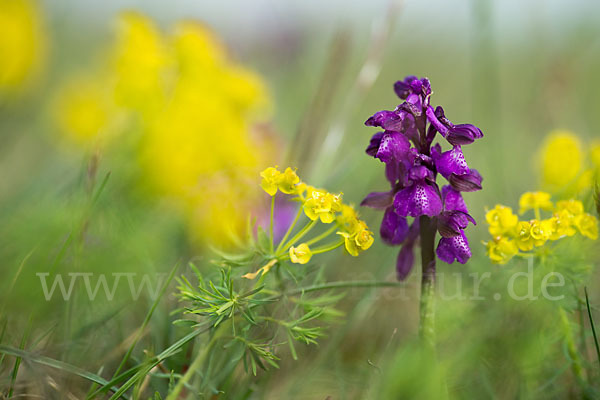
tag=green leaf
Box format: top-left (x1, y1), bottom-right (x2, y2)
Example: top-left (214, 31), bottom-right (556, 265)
top-left (256, 226), bottom-right (271, 254)
top-left (111, 262), bottom-right (180, 379)
top-left (585, 287), bottom-right (600, 371)
top-left (0, 345), bottom-right (129, 399)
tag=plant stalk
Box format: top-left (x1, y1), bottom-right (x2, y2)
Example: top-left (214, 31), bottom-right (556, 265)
top-left (419, 215), bottom-right (437, 349)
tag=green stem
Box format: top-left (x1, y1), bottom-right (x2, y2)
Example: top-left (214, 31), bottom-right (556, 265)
top-left (559, 306), bottom-right (587, 386)
top-left (419, 215), bottom-right (437, 349)
top-left (275, 207), bottom-right (303, 254)
top-left (311, 240), bottom-right (344, 254)
top-left (277, 220), bottom-right (317, 256)
top-left (286, 280), bottom-right (404, 296)
top-left (584, 287), bottom-right (600, 373)
top-left (305, 225), bottom-right (338, 246)
top-left (269, 196), bottom-right (275, 253)
top-left (166, 334), bottom-right (218, 400)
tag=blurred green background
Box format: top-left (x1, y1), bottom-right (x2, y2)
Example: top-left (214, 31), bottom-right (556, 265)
top-left (1, 0), bottom-right (600, 398)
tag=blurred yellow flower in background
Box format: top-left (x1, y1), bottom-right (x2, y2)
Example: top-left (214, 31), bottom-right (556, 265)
top-left (53, 75), bottom-right (114, 145)
top-left (112, 11), bottom-right (169, 114)
top-left (0, 0), bottom-right (46, 96)
top-left (538, 130), bottom-right (599, 195)
top-left (52, 11), bottom-right (274, 246)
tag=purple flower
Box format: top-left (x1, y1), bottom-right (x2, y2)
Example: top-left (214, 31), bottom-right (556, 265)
top-left (394, 180), bottom-right (442, 217)
top-left (366, 132), bottom-right (384, 157)
top-left (393, 76), bottom-right (419, 99)
top-left (396, 219), bottom-right (420, 280)
top-left (380, 207), bottom-right (409, 245)
top-left (365, 111), bottom-right (398, 128)
top-left (426, 106), bottom-right (449, 136)
top-left (447, 124), bottom-right (483, 146)
top-left (375, 132), bottom-right (410, 164)
top-left (449, 169), bottom-right (483, 192)
top-left (361, 191), bottom-right (394, 209)
top-left (437, 211), bottom-right (475, 238)
top-left (432, 145), bottom-right (470, 179)
top-left (442, 185), bottom-right (467, 213)
top-left (362, 75), bottom-right (483, 279)
top-left (436, 231), bottom-right (471, 264)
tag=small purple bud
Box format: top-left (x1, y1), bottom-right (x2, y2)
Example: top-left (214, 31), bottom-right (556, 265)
top-left (449, 170), bottom-right (483, 192)
top-left (361, 191), bottom-right (394, 210)
top-left (365, 111), bottom-right (397, 128)
top-left (437, 211), bottom-right (476, 238)
top-left (393, 75), bottom-right (418, 99)
top-left (446, 124), bottom-right (483, 146)
top-left (421, 78), bottom-right (432, 97)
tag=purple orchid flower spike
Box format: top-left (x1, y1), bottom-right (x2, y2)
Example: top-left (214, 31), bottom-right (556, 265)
top-left (362, 75), bottom-right (483, 281)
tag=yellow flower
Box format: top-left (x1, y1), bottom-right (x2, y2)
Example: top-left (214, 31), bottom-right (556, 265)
top-left (485, 205), bottom-right (518, 236)
top-left (529, 219), bottom-right (553, 247)
top-left (514, 221), bottom-right (534, 251)
top-left (337, 220), bottom-right (373, 257)
top-left (575, 213), bottom-right (599, 240)
top-left (278, 167), bottom-right (300, 194)
top-left (486, 237), bottom-right (519, 265)
top-left (548, 210), bottom-right (577, 240)
top-left (354, 222), bottom-right (374, 250)
top-left (260, 167), bottom-right (281, 196)
top-left (337, 204), bottom-right (360, 233)
top-left (518, 191), bottom-right (554, 215)
top-left (289, 243), bottom-right (312, 264)
top-left (303, 189), bottom-right (342, 224)
top-left (555, 199), bottom-right (584, 216)
top-left (539, 131), bottom-right (582, 189)
top-left (0, 0), bottom-right (46, 95)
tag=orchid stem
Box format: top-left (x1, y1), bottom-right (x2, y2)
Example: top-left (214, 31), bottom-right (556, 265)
top-left (419, 215), bottom-right (437, 349)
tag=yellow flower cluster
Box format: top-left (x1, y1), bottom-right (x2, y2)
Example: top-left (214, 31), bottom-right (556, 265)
top-left (485, 192), bottom-right (598, 264)
top-left (260, 167), bottom-right (300, 196)
top-left (260, 166), bottom-right (373, 261)
top-left (52, 12), bottom-right (273, 246)
top-left (336, 205), bottom-right (374, 257)
top-left (539, 130), bottom-right (600, 195)
top-left (0, 0), bottom-right (46, 96)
